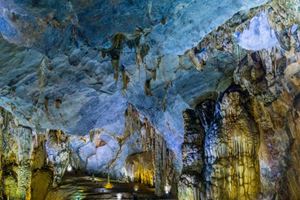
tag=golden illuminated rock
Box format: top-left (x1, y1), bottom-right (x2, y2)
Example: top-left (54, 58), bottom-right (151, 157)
top-left (204, 91), bottom-right (260, 200)
top-left (104, 175), bottom-right (113, 189)
top-left (125, 152), bottom-right (154, 186)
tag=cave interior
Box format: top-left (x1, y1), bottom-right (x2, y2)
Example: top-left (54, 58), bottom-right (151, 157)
top-left (0, 0), bottom-right (300, 199)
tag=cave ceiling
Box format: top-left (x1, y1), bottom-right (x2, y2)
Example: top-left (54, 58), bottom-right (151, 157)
top-left (0, 0), bottom-right (291, 157)
top-left (1, 0), bottom-right (300, 199)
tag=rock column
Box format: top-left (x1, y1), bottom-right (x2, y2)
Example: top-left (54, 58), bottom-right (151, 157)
top-left (204, 91), bottom-right (260, 200)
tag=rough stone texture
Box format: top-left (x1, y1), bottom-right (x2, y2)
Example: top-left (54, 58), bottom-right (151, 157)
top-left (0, 34), bottom-right (235, 165)
top-left (204, 91), bottom-right (260, 200)
top-left (177, 1), bottom-right (300, 199)
top-left (40, 105), bottom-right (179, 197)
top-left (0, 0), bottom-right (270, 165)
top-left (125, 151), bottom-right (154, 186)
top-left (45, 130), bottom-right (70, 187)
top-left (0, 108), bottom-right (33, 199)
top-left (31, 170), bottom-right (52, 200)
top-left (1, 0), bottom-right (300, 199)
top-left (179, 108), bottom-right (205, 200)
top-left (0, 109), bottom-right (54, 199)
top-left (0, 0), bottom-right (269, 53)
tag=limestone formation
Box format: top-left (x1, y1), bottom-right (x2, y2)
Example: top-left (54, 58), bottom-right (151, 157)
top-left (0, 0), bottom-right (300, 199)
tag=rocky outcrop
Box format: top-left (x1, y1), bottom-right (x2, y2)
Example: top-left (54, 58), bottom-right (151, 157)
top-left (0, 108), bottom-right (33, 199)
top-left (31, 170), bottom-right (52, 200)
top-left (125, 152), bottom-right (154, 186)
top-left (0, 108), bottom-right (55, 200)
top-left (178, 1), bottom-right (300, 198)
top-left (179, 109), bottom-right (205, 200)
top-left (0, 0), bottom-right (271, 165)
top-left (204, 90), bottom-right (260, 200)
top-left (1, 0), bottom-right (300, 199)
top-left (45, 130), bottom-right (70, 187)
top-left (180, 75), bottom-right (299, 200)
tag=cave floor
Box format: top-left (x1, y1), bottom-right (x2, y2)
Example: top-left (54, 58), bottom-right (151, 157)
top-left (47, 175), bottom-right (173, 200)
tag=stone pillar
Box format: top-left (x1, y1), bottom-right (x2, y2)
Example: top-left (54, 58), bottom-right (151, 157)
top-left (154, 134), bottom-right (166, 196)
top-left (15, 126), bottom-right (33, 200)
top-left (153, 132), bottom-right (178, 198)
top-left (179, 108), bottom-right (205, 200)
top-left (17, 162), bottom-right (32, 200)
top-left (0, 110), bottom-right (3, 200)
top-left (0, 108), bottom-right (35, 199)
top-left (204, 91), bottom-right (260, 200)
top-left (46, 130), bottom-right (70, 187)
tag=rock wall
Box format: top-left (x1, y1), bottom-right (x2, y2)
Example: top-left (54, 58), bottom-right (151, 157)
top-left (233, 23), bottom-right (300, 198)
top-left (180, 78), bottom-right (299, 200)
top-left (0, 0), bottom-right (299, 199)
top-left (123, 105), bottom-right (178, 197)
top-left (203, 90), bottom-right (260, 200)
top-left (179, 12), bottom-right (300, 200)
top-left (0, 108), bottom-right (33, 199)
top-left (179, 108), bottom-right (205, 200)
top-left (45, 130), bottom-right (70, 187)
top-left (0, 108), bottom-right (53, 200)
top-left (0, 105), bottom-right (179, 199)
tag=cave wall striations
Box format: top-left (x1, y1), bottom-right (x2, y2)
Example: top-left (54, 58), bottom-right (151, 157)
top-left (179, 108), bottom-right (205, 200)
top-left (0, 108), bottom-right (53, 200)
top-left (180, 59), bottom-right (300, 200)
top-left (0, 105), bottom-right (179, 199)
top-left (178, 1), bottom-right (300, 199)
top-left (123, 105), bottom-right (178, 197)
top-left (0, 0), bottom-right (300, 200)
top-left (204, 91), bottom-right (260, 200)
top-left (179, 12), bottom-right (300, 200)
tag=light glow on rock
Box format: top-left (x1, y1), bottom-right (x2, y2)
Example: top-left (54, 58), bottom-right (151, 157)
top-left (67, 165), bottom-right (73, 172)
top-left (117, 193), bottom-right (122, 200)
top-left (164, 184), bottom-right (171, 194)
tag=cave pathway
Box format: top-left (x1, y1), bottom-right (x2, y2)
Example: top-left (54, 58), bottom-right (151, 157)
top-left (46, 175), bottom-right (173, 200)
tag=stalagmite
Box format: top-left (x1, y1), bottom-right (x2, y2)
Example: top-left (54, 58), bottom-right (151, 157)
top-left (0, 0), bottom-right (300, 199)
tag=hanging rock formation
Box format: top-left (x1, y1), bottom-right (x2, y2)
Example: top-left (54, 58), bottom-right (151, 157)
top-left (0, 108), bottom-right (53, 200)
top-left (179, 108), bottom-right (205, 200)
top-left (0, 0), bottom-right (300, 199)
top-left (203, 90), bottom-right (260, 200)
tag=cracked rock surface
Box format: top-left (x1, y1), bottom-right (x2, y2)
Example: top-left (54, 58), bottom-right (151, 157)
top-left (1, 0), bottom-right (300, 199)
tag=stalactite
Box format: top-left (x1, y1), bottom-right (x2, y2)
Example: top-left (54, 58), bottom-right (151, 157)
top-left (162, 81), bottom-right (172, 111)
top-left (38, 57), bottom-right (48, 91)
top-left (100, 33), bottom-right (126, 81)
top-left (46, 130), bottom-right (70, 187)
top-left (121, 66), bottom-right (130, 91)
top-left (123, 106), bottom-right (178, 197)
top-left (15, 126), bottom-right (33, 200)
top-left (187, 48), bottom-right (205, 71)
top-left (44, 97), bottom-right (49, 113)
top-left (0, 108), bottom-right (41, 199)
top-left (135, 43), bottom-right (150, 67)
top-left (154, 133), bottom-right (165, 196)
top-left (179, 108), bottom-right (205, 200)
top-left (144, 79), bottom-right (152, 96)
top-left (202, 91), bottom-right (260, 200)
